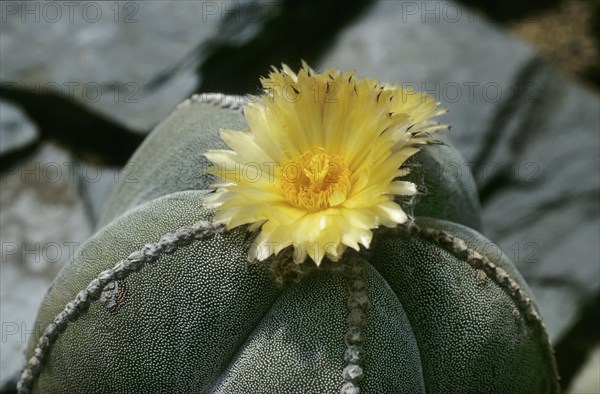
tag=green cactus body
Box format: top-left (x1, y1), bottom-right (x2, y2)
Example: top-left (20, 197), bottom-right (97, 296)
top-left (20, 94), bottom-right (559, 393)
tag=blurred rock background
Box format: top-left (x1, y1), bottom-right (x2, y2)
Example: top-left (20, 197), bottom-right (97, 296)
top-left (1, 1), bottom-right (598, 392)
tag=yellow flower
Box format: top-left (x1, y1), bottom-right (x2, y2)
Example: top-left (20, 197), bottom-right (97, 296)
top-left (204, 63), bottom-right (446, 265)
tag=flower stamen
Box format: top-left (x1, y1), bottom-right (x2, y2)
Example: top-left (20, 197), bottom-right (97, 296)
top-left (280, 149), bottom-right (352, 212)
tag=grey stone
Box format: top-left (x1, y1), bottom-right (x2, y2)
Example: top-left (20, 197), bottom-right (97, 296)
top-left (0, 1), bottom-right (225, 132)
top-left (0, 101), bottom-right (39, 156)
top-left (318, 0), bottom-right (600, 341)
top-left (0, 143), bottom-right (94, 386)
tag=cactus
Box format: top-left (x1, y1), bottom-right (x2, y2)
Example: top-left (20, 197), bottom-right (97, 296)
top-left (19, 80), bottom-right (559, 392)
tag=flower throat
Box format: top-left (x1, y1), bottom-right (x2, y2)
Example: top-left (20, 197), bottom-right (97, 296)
top-left (279, 149), bottom-right (352, 212)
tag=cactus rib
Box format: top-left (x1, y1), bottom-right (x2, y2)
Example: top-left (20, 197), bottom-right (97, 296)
top-left (17, 221), bottom-right (225, 394)
top-left (403, 221), bottom-right (561, 392)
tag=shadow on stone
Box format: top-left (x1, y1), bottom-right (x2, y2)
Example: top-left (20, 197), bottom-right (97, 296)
top-left (554, 292), bottom-right (600, 391)
top-left (196, 0), bottom-right (376, 95)
top-left (458, 0), bottom-right (564, 22)
top-left (0, 86), bottom-right (144, 170)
